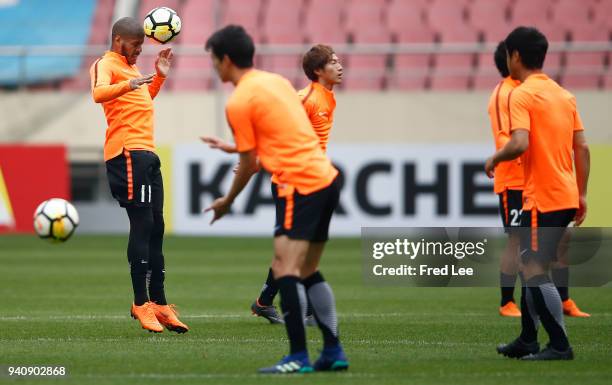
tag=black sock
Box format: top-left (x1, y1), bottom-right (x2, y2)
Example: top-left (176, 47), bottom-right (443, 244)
top-left (551, 267), bottom-right (569, 301)
top-left (500, 272), bottom-right (517, 306)
top-left (258, 267), bottom-right (279, 306)
top-left (277, 276), bottom-right (307, 354)
top-left (126, 207), bottom-right (154, 306)
top-left (527, 274), bottom-right (570, 351)
top-left (148, 211), bottom-right (167, 305)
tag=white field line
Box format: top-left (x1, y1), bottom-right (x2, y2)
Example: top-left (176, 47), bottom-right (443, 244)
top-left (0, 311), bottom-right (530, 321)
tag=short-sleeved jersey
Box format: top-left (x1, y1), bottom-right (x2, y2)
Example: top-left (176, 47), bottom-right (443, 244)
top-left (226, 70), bottom-right (338, 195)
top-left (488, 76), bottom-right (524, 194)
top-left (297, 81), bottom-right (336, 153)
top-left (89, 51), bottom-right (165, 161)
top-left (508, 73), bottom-right (584, 213)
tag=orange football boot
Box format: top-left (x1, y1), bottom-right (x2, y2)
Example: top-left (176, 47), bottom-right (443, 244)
top-left (151, 303), bottom-right (189, 333)
top-left (499, 301), bottom-right (522, 317)
top-left (563, 299), bottom-right (591, 317)
top-left (130, 302), bottom-right (164, 333)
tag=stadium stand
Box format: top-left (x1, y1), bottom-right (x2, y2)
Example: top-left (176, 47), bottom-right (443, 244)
top-left (0, 0), bottom-right (96, 86)
top-left (2, 0), bottom-right (611, 91)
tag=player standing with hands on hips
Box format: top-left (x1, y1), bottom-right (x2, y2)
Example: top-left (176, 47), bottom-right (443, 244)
top-left (89, 17), bottom-right (188, 334)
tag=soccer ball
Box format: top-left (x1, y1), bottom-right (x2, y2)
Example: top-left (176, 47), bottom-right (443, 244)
top-left (33, 198), bottom-right (79, 242)
top-left (143, 7), bottom-right (181, 44)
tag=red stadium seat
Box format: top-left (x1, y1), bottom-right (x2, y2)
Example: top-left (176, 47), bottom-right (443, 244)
top-left (472, 70), bottom-right (504, 90)
top-left (593, 0), bottom-right (612, 28)
top-left (344, 0), bottom-right (386, 36)
top-left (468, 0), bottom-right (512, 42)
top-left (427, 0), bottom-right (470, 31)
top-left (138, 0), bottom-right (181, 21)
top-left (387, 0), bottom-right (428, 39)
top-left (429, 74), bottom-right (470, 90)
top-left (262, 0), bottom-right (305, 43)
top-left (603, 72), bottom-right (612, 89)
top-left (386, 75), bottom-right (427, 90)
top-left (510, 0), bottom-right (554, 26)
top-left (561, 73), bottom-right (601, 90)
top-left (551, 0), bottom-right (595, 33)
top-left (221, 0), bottom-right (263, 43)
top-left (566, 24), bottom-right (608, 73)
top-left (259, 54), bottom-right (303, 85)
top-left (303, 0), bottom-right (346, 44)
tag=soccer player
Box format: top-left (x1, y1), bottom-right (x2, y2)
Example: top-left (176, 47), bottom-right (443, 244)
top-left (204, 25), bottom-right (348, 373)
top-left (90, 17), bottom-right (188, 334)
top-left (489, 41), bottom-right (589, 319)
top-left (202, 45), bottom-right (344, 325)
top-left (252, 45), bottom-right (343, 323)
top-left (487, 41), bottom-right (523, 318)
top-left (485, 26), bottom-right (590, 360)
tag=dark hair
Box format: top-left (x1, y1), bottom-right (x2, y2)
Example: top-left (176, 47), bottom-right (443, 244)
top-left (494, 41), bottom-right (509, 77)
top-left (302, 44), bottom-right (335, 81)
top-left (205, 25), bottom-right (254, 68)
top-left (504, 26), bottom-right (548, 70)
top-left (111, 17), bottom-right (144, 39)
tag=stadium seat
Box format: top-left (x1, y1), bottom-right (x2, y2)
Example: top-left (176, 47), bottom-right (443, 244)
top-left (171, 0), bottom-right (215, 90)
top-left (261, 0), bottom-right (305, 43)
top-left (386, 71), bottom-right (428, 91)
top-left (561, 73), bottom-right (601, 90)
top-left (467, 0), bottom-right (512, 42)
top-left (429, 74), bottom-right (471, 90)
top-left (387, 0), bottom-right (428, 39)
top-left (344, 0), bottom-right (386, 37)
top-left (603, 72), bottom-right (612, 89)
top-left (303, 0), bottom-right (346, 44)
top-left (472, 70), bottom-right (504, 90)
top-left (138, 0), bottom-right (181, 20)
top-left (551, 0), bottom-right (595, 34)
top-left (593, 0), bottom-right (612, 29)
top-left (510, 0), bottom-right (554, 26)
top-left (259, 54), bottom-right (303, 85)
top-left (0, 0), bottom-right (97, 86)
top-left (565, 23), bottom-right (608, 77)
top-left (221, 0), bottom-right (263, 43)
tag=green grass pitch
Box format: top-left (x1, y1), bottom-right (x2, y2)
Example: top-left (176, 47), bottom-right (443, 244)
top-left (1, 235), bottom-right (611, 385)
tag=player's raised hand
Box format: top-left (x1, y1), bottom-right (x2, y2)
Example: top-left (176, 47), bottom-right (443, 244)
top-left (204, 196), bottom-right (232, 225)
top-left (200, 136), bottom-right (238, 153)
top-left (574, 195), bottom-right (587, 226)
top-left (129, 73), bottom-right (155, 90)
top-left (155, 48), bottom-right (173, 77)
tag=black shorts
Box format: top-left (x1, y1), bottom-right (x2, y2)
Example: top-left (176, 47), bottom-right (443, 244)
top-left (272, 177), bottom-right (339, 242)
top-left (105, 150), bottom-right (163, 211)
top-left (498, 189), bottom-right (523, 232)
top-left (519, 209), bottom-right (576, 264)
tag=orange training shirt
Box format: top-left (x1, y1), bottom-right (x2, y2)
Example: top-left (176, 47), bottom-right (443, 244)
top-left (226, 70), bottom-right (338, 195)
top-left (297, 81), bottom-right (336, 153)
top-left (508, 73), bottom-right (584, 213)
top-left (488, 76), bottom-right (524, 194)
top-left (90, 51), bottom-right (165, 161)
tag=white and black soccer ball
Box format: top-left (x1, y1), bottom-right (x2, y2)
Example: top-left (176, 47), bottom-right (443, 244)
top-left (143, 7), bottom-right (181, 44)
top-left (33, 198), bottom-right (79, 243)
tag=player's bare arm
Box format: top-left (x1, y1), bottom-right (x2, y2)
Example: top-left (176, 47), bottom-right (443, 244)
top-left (485, 129), bottom-right (529, 177)
top-left (573, 131), bottom-right (590, 226)
top-left (205, 149), bottom-right (259, 224)
top-left (200, 136), bottom-right (238, 153)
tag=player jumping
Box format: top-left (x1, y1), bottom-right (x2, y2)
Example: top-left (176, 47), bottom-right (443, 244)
top-left (90, 17), bottom-right (188, 334)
